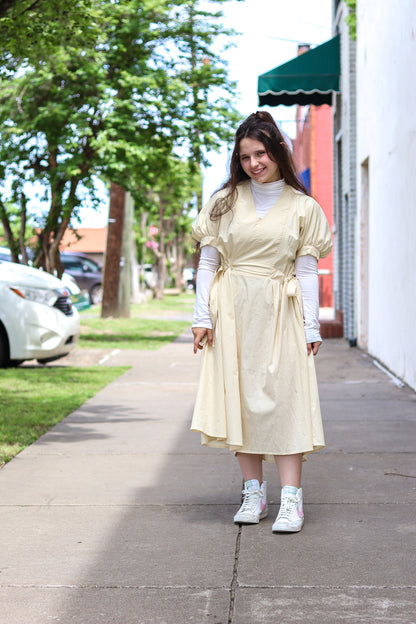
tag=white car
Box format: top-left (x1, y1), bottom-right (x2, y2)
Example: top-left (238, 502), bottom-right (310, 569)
top-left (0, 261), bottom-right (80, 366)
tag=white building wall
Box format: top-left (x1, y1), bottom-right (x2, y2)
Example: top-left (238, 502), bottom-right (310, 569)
top-left (356, 0), bottom-right (416, 389)
top-left (333, 1), bottom-right (357, 343)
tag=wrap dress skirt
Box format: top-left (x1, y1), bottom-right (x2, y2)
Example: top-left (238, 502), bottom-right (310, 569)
top-left (191, 181), bottom-right (333, 462)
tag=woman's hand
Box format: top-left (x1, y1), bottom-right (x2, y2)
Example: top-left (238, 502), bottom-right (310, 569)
top-left (192, 327), bottom-right (213, 354)
top-left (307, 341), bottom-right (322, 356)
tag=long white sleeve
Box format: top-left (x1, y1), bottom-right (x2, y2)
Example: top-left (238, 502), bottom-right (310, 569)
top-left (192, 181), bottom-right (321, 343)
top-left (295, 254), bottom-right (321, 343)
top-left (193, 180), bottom-right (284, 331)
top-left (192, 245), bottom-right (220, 328)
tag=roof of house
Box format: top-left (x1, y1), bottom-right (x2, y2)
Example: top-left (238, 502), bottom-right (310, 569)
top-left (60, 228), bottom-right (107, 253)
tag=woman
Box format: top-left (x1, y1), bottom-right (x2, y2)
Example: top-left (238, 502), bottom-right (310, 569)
top-left (191, 111), bottom-right (332, 533)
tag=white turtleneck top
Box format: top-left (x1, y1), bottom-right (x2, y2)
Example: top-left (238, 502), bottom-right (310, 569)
top-left (193, 179), bottom-right (322, 344)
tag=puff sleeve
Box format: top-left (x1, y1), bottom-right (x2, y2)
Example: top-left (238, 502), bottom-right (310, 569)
top-left (192, 196), bottom-right (220, 249)
top-left (296, 197), bottom-right (333, 260)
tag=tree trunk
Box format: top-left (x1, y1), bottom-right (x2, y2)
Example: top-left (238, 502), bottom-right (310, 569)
top-left (118, 191), bottom-right (133, 318)
top-left (33, 174), bottom-right (80, 276)
top-left (102, 182), bottom-right (125, 318)
top-left (0, 199), bottom-right (20, 262)
top-left (130, 229), bottom-right (141, 303)
top-left (19, 193), bottom-right (29, 265)
top-left (176, 231), bottom-right (185, 290)
top-left (139, 211), bottom-right (148, 295)
top-left (154, 199), bottom-right (167, 300)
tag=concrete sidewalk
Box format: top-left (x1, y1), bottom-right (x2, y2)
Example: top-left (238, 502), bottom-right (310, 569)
top-left (1, 332), bottom-right (415, 623)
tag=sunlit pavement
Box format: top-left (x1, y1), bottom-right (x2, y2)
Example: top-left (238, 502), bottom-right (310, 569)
top-left (1, 331), bottom-right (415, 623)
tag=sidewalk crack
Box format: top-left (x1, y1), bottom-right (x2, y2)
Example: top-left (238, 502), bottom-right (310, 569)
top-left (228, 524), bottom-right (241, 624)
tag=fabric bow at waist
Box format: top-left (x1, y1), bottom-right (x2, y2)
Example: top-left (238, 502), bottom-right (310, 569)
top-left (217, 262), bottom-right (298, 296)
top-left (208, 262), bottom-right (299, 330)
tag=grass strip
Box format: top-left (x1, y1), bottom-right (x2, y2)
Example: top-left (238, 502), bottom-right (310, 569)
top-left (78, 292), bottom-right (194, 350)
top-left (79, 318), bottom-right (190, 350)
top-left (0, 366), bottom-right (129, 466)
top-left (127, 292), bottom-right (195, 317)
top-left (81, 292), bottom-right (195, 319)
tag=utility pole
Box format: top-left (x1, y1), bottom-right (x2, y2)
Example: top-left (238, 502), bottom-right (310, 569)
top-left (101, 182), bottom-right (125, 318)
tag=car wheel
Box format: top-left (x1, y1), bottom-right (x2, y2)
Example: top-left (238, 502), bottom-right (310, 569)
top-left (0, 324), bottom-right (10, 368)
top-left (90, 284), bottom-right (103, 305)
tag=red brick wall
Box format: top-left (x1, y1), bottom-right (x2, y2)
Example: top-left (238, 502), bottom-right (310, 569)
top-left (293, 104), bottom-right (334, 308)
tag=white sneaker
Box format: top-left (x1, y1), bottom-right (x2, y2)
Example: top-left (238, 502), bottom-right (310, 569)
top-left (233, 479), bottom-right (268, 524)
top-left (272, 486), bottom-right (304, 533)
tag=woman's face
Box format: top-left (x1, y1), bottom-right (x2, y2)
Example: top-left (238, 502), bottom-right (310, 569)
top-left (239, 137), bottom-right (281, 184)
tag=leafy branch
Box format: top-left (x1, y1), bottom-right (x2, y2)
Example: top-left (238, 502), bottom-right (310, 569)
top-left (344, 0), bottom-right (357, 41)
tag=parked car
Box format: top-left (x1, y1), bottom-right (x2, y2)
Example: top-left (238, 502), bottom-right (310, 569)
top-left (0, 247), bottom-right (12, 262)
top-left (60, 252), bottom-right (102, 305)
top-left (0, 246), bottom-right (89, 311)
top-left (183, 267), bottom-right (196, 291)
top-left (143, 263), bottom-right (158, 289)
top-left (0, 261), bottom-right (80, 367)
top-left (0, 245), bottom-right (34, 264)
top-left (61, 272), bottom-right (91, 312)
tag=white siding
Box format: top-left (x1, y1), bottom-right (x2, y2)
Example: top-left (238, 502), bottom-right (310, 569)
top-left (356, 0), bottom-right (416, 389)
top-left (333, 1), bottom-right (357, 343)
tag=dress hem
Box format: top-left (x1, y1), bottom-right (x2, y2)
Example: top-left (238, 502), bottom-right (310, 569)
top-left (193, 430), bottom-right (324, 463)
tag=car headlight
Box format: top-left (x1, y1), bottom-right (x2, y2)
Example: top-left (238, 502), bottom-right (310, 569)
top-left (9, 285), bottom-right (65, 307)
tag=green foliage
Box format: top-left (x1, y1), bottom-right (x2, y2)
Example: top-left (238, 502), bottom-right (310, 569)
top-left (167, 0), bottom-right (241, 168)
top-left (344, 0), bottom-right (357, 41)
top-left (0, 0), bottom-right (99, 72)
top-left (0, 0), bottom-right (241, 278)
top-left (0, 366), bottom-right (128, 465)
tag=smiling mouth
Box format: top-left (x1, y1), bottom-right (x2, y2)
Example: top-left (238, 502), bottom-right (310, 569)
top-left (253, 168), bottom-right (265, 175)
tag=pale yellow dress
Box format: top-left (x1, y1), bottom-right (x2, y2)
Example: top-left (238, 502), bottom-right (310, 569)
top-left (191, 180), bottom-right (333, 462)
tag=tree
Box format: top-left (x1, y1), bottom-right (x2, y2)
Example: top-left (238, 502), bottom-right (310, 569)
top-left (131, 0), bottom-right (242, 298)
top-left (0, 0), bottom-right (174, 275)
top-left (0, 46), bottom-right (108, 273)
top-left (141, 156), bottom-right (200, 298)
top-left (0, 0), bottom-right (97, 71)
top-left (169, 0), bottom-right (242, 210)
top-left (0, 193), bottom-right (31, 262)
top-left (0, 0), bottom-right (241, 303)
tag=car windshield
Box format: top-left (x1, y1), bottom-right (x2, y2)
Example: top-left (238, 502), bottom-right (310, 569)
top-left (61, 257), bottom-right (100, 273)
top-left (61, 258), bottom-right (84, 273)
top-left (81, 258), bottom-right (101, 271)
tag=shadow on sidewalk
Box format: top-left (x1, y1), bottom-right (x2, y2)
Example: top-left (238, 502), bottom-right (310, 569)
top-left (5, 337), bottom-right (415, 624)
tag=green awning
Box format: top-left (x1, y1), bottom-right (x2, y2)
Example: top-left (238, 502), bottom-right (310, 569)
top-left (258, 35), bottom-right (340, 107)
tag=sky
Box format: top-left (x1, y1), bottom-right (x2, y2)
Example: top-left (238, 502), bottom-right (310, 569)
top-left (80, 0), bottom-right (332, 226)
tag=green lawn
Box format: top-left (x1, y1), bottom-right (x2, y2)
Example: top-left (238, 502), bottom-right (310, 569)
top-left (79, 317), bottom-right (191, 350)
top-left (0, 292), bottom-right (195, 466)
top-left (0, 366), bottom-right (128, 466)
top-left (82, 291), bottom-right (195, 319)
top-left (79, 292), bottom-right (194, 350)
top-left (127, 291), bottom-right (195, 317)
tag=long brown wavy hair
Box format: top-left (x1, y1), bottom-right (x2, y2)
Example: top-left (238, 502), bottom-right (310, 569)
top-left (210, 111), bottom-right (309, 220)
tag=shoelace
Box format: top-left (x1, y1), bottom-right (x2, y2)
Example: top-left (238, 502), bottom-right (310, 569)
top-left (240, 488), bottom-right (263, 513)
top-left (278, 494), bottom-right (299, 520)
